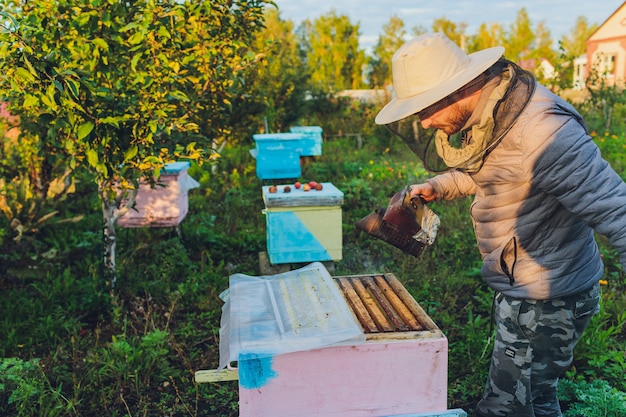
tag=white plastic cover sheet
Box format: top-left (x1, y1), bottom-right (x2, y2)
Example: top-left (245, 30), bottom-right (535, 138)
top-left (218, 262), bottom-right (365, 370)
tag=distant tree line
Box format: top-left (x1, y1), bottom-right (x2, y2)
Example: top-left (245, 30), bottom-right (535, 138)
top-left (244, 6), bottom-right (598, 134)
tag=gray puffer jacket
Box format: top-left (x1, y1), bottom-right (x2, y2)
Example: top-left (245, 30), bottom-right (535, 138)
top-left (428, 84), bottom-right (626, 300)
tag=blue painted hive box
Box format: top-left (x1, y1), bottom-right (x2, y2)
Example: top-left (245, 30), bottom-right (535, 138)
top-left (262, 182), bottom-right (343, 264)
top-left (289, 126), bottom-right (323, 156)
top-left (253, 133), bottom-right (303, 180)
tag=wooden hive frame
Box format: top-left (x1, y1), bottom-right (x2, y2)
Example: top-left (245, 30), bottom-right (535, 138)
top-left (334, 273), bottom-right (443, 341)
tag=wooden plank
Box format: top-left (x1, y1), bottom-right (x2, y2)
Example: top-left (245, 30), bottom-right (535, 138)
top-left (195, 368), bottom-right (239, 383)
top-left (337, 277), bottom-right (379, 333)
top-left (362, 276), bottom-right (409, 331)
top-left (279, 278), bottom-right (301, 333)
top-left (350, 277), bottom-right (394, 332)
top-left (365, 329), bottom-right (444, 342)
top-left (384, 273), bottom-right (439, 331)
top-left (374, 275), bottom-right (423, 331)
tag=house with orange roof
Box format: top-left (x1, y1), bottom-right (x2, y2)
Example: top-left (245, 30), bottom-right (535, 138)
top-left (574, 2), bottom-right (626, 89)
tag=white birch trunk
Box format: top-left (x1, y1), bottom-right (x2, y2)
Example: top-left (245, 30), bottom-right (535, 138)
top-left (102, 199), bottom-right (118, 287)
top-left (101, 184), bottom-right (138, 288)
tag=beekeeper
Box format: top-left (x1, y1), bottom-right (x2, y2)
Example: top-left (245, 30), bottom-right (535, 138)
top-left (375, 32), bottom-right (626, 417)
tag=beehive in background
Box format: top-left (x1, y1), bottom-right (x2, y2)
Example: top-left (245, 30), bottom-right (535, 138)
top-left (251, 126), bottom-right (323, 180)
top-left (252, 133), bottom-right (304, 180)
top-left (116, 161), bottom-right (199, 228)
top-left (289, 125), bottom-right (323, 156)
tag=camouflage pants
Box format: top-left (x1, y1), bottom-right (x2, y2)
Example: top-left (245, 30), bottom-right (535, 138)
top-left (475, 282), bottom-right (600, 417)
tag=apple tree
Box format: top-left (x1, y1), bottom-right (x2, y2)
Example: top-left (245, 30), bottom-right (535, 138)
top-left (0, 0), bottom-right (270, 285)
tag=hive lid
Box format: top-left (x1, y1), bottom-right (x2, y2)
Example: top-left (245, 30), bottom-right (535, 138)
top-left (218, 262), bottom-right (365, 370)
top-left (163, 161), bottom-right (190, 174)
top-left (289, 126), bottom-right (323, 134)
top-left (253, 133), bottom-right (304, 142)
top-left (262, 182), bottom-right (344, 207)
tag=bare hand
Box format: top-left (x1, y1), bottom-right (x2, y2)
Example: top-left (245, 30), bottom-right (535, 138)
top-left (408, 182), bottom-right (437, 203)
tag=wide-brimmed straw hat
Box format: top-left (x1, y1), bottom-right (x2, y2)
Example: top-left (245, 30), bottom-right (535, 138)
top-left (375, 32), bottom-right (504, 125)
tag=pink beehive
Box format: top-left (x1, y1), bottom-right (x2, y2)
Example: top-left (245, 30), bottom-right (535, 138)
top-left (116, 162), bottom-right (199, 228)
top-left (237, 273), bottom-right (449, 417)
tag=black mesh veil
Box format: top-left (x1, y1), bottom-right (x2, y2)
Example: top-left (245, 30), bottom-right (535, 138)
top-left (387, 115), bottom-right (450, 173)
top-left (385, 59), bottom-right (536, 174)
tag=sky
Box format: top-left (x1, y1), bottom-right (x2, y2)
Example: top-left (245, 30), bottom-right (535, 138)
top-left (270, 0), bottom-right (625, 53)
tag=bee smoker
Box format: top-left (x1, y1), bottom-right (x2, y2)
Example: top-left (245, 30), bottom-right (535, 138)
top-left (356, 186), bottom-right (439, 257)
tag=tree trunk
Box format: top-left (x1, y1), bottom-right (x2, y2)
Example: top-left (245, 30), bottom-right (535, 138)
top-left (101, 185), bottom-right (138, 288)
top-left (211, 138), bottom-right (227, 174)
top-left (102, 198), bottom-right (118, 288)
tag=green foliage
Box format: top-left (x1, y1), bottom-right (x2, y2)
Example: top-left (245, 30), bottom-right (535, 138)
top-left (432, 16), bottom-right (468, 48)
top-left (559, 379), bottom-right (626, 417)
top-left (0, 0), bottom-right (270, 174)
top-left (0, 112), bottom-right (77, 242)
top-left (299, 9), bottom-right (367, 92)
top-left (592, 131), bottom-right (626, 180)
top-left (568, 288), bottom-right (626, 391)
top-left (560, 17), bottom-right (598, 58)
top-left (551, 17), bottom-right (598, 92)
top-left (89, 329), bottom-right (179, 387)
top-left (583, 59), bottom-right (626, 132)
top-left (238, 8), bottom-right (310, 135)
top-left (298, 93), bottom-right (390, 148)
top-left (0, 357), bottom-right (74, 417)
top-left (501, 8), bottom-right (535, 63)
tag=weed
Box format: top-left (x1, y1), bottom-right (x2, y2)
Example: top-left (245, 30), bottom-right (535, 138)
top-left (0, 357), bottom-right (76, 417)
top-left (568, 294), bottom-right (626, 391)
top-left (559, 379), bottom-right (626, 417)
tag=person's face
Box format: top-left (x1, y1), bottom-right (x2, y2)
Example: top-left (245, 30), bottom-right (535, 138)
top-left (418, 97), bottom-right (473, 136)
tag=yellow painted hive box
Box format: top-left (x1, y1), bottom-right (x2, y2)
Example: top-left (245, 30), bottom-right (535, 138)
top-left (262, 182), bottom-right (343, 264)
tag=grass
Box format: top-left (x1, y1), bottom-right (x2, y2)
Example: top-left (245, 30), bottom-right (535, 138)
top-left (1, 125), bottom-right (625, 416)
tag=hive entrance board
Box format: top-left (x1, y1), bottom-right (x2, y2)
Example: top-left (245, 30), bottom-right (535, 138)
top-left (334, 273), bottom-right (441, 340)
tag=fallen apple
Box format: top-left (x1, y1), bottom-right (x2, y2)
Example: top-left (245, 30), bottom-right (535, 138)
top-left (303, 183), bottom-right (311, 191)
top-left (283, 185), bottom-right (291, 193)
top-left (308, 181), bottom-right (317, 188)
top-left (269, 185), bottom-right (278, 193)
top-left (314, 183), bottom-right (323, 191)
top-left (294, 181), bottom-right (301, 189)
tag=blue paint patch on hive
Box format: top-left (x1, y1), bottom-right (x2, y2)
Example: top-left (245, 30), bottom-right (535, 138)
top-left (266, 211), bottom-right (331, 263)
top-left (238, 353), bottom-right (277, 389)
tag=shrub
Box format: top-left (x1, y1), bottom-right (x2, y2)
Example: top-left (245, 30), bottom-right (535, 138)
top-left (0, 357), bottom-right (74, 417)
top-left (559, 378), bottom-right (626, 417)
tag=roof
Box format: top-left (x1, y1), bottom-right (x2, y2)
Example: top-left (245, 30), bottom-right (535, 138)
top-left (588, 2), bottom-right (626, 41)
